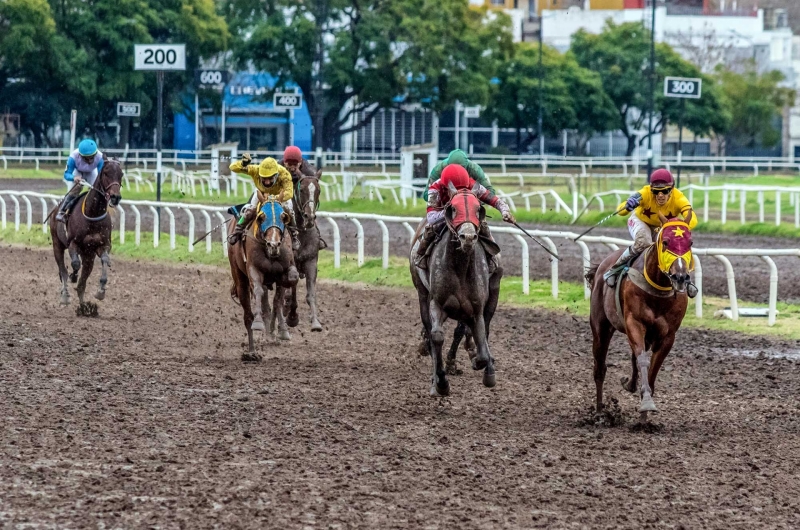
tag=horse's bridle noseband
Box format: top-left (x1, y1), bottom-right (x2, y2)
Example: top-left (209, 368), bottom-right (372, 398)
top-left (295, 176), bottom-right (320, 224)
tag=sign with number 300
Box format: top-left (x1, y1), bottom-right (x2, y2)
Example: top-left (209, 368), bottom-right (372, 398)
top-left (664, 76), bottom-right (702, 99)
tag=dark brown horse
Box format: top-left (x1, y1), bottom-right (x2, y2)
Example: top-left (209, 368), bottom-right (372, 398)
top-left (50, 157), bottom-right (123, 309)
top-left (410, 187), bottom-right (502, 397)
top-left (228, 192), bottom-right (299, 361)
top-left (586, 218), bottom-right (693, 422)
top-left (285, 171), bottom-right (324, 331)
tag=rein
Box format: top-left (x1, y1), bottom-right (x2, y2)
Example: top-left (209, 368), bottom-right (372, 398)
top-left (80, 167), bottom-right (122, 222)
top-left (642, 247), bottom-right (673, 292)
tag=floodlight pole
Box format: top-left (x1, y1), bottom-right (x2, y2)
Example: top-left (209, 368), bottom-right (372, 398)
top-left (646, 0), bottom-right (657, 183)
top-left (537, 14), bottom-right (544, 157)
top-left (156, 70), bottom-right (164, 226)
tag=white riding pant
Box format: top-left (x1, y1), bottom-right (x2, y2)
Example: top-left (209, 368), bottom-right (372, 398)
top-left (627, 215), bottom-right (653, 254)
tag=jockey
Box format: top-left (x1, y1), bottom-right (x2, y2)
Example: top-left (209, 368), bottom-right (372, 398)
top-left (56, 139), bottom-right (104, 222)
top-left (227, 154), bottom-right (300, 251)
top-left (603, 168), bottom-right (698, 292)
top-left (278, 146), bottom-right (317, 183)
top-left (424, 149), bottom-right (496, 200)
top-left (415, 164), bottom-right (514, 270)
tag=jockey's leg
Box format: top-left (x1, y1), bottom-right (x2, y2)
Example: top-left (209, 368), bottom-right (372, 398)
top-left (283, 199), bottom-right (300, 251)
top-left (228, 203), bottom-right (257, 245)
top-left (414, 219), bottom-right (444, 270)
top-left (478, 221), bottom-right (500, 274)
top-left (55, 183), bottom-right (83, 222)
top-left (604, 215), bottom-right (652, 287)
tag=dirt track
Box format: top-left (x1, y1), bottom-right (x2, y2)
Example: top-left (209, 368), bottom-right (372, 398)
top-left (3, 245), bottom-right (800, 528)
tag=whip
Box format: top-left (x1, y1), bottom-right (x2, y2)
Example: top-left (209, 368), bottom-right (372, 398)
top-left (192, 218), bottom-right (232, 246)
top-left (511, 222), bottom-right (560, 261)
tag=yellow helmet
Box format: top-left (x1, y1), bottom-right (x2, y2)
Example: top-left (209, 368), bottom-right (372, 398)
top-left (258, 157), bottom-right (279, 178)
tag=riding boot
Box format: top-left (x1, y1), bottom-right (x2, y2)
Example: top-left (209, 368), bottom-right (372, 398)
top-left (687, 281), bottom-right (698, 299)
top-left (55, 193), bottom-right (79, 223)
top-left (414, 224), bottom-right (438, 270)
top-left (286, 216), bottom-right (301, 251)
top-left (317, 226), bottom-right (328, 250)
top-left (228, 208), bottom-right (256, 245)
top-left (603, 246), bottom-right (639, 287)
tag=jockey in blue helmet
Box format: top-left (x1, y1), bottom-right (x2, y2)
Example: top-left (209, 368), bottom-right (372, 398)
top-left (56, 139), bottom-right (105, 222)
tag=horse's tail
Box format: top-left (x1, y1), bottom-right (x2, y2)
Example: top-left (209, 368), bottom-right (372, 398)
top-left (585, 263), bottom-right (599, 289)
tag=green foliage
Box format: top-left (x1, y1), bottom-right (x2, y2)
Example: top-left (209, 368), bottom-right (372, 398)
top-left (716, 67), bottom-right (796, 149)
top-left (228, 0), bottom-right (513, 148)
top-left (571, 21), bottom-right (729, 155)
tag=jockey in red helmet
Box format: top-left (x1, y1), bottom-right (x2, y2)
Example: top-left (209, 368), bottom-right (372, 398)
top-left (278, 146), bottom-right (318, 183)
top-left (414, 164), bottom-right (515, 270)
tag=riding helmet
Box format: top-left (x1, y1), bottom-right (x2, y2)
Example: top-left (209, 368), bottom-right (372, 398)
top-left (283, 146), bottom-right (303, 163)
top-left (446, 149), bottom-right (469, 167)
top-left (78, 139), bottom-right (98, 157)
top-left (258, 157), bottom-right (280, 178)
top-left (441, 164), bottom-right (470, 190)
top-left (650, 168), bottom-right (674, 188)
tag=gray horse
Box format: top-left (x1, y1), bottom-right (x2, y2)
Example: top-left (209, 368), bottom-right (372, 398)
top-left (410, 186), bottom-right (502, 397)
top-left (284, 171), bottom-right (324, 331)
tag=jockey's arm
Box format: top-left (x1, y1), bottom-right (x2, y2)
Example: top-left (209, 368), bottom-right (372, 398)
top-left (617, 188), bottom-right (646, 216)
top-left (683, 208), bottom-right (696, 228)
top-left (63, 157), bottom-right (77, 181)
top-left (426, 187), bottom-right (445, 225)
top-left (474, 183), bottom-right (513, 222)
top-left (229, 160), bottom-right (260, 180)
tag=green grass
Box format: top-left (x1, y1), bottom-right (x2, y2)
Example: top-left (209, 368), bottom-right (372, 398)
top-left (0, 167), bottom-right (63, 180)
top-left (4, 224), bottom-right (800, 340)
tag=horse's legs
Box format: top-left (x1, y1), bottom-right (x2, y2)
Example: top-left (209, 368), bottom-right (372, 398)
top-left (305, 257), bottom-right (322, 331)
top-left (591, 319), bottom-right (615, 411)
top-left (623, 320), bottom-right (656, 420)
top-left (648, 334), bottom-right (676, 397)
top-left (237, 270), bottom-right (260, 361)
top-left (471, 313), bottom-right (496, 388)
top-left (76, 250), bottom-right (95, 305)
top-left (69, 243), bottom-right (81, 283)
top-left (247, 266), bottom-right (266, 331)
top-left (416, 289), bottom-right (432, 357)
top-left (428, 301), bottom-right (450, 397)
top-left (53, 238), bottom-right (71, 306)
top-left (94, 249), bottom-right (111, 301)
top-left (273, 285), bottom-right (291, 341)
top-left (446, 322), bottom-right (467, 375)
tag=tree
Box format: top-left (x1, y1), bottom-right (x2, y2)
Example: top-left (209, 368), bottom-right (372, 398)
top-left (484, 44), bottom-right (616, 154)
top-left (227, 0), bottom-right (513, 149)
top-left (716, 66), bottom-right (795, 151)
top-left (571, 21), bottom-right (729, 156)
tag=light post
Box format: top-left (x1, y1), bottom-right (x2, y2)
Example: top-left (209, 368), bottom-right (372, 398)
top-left (646, 0), bottom-right (657, 182)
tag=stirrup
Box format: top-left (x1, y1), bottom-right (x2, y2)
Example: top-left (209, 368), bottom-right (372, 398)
top-left (603, 266), bottom-right (624, 287)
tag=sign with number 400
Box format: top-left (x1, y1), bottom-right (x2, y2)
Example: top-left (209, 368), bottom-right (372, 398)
top-left (664, 77), bottom-right (702, 99)
top-left (273, 92), bottom-right (303, 110)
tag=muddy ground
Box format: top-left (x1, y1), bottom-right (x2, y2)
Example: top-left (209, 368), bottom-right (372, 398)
top-left (2, 246), bottom-right (800, 528)
top-left (3, 178), bottom-right (800, 305)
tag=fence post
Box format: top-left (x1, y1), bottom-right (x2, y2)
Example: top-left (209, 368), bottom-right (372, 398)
top-left (740, 190), bottom-right (746, 224)
top-left (376, 220), bottom-right (389, 269)
top-left (512, 234), bottom-right (530, 295)
top-left (693, 255), bottom-right (702, 319)
top-left (713, 255), bottom-right (738, 321)
top-left (326, 217), bottom-right (341, 268)
top-left (350, 218), bottom-right (364, 267)
top-left (761, 256), bottom-right (778, 326)
top-left (721, 189), bottom-right (727, 224)
top-left (775, 191), bottom-right (781, 226)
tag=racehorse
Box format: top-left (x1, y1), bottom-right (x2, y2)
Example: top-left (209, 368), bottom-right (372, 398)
top-left (228, 191), bottom-right (299, 361)
top-left (410, 185), bottom-right (502, 397)
top-left (50, 156), bottom-right (123, 310)
top-left (586, 217), bottom-right (693, 422)
top-left (284, 170), bottom-right (324, 331)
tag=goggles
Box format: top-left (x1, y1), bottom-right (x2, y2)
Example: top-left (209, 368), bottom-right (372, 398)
top-left (651, 186), bottom-right (673, 196)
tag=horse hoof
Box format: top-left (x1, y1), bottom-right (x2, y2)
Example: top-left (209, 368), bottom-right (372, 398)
top-left (482, 369), bottom-right (496, 388)
top-left (310, 321), bottom-right (323, 332)
top-left (94, 291), bottom-right (105, 301)
top-left (286, 312), bottom-right (299, 328)
top-left (278, 329), bottom-right (291, 341)
top-left (639, 397), bottom-right (657, 413)
top-left (417, 341), bottom-right (429, 357)
top-left (60, 296), bottom-right (70, 307)
top-left (251, 320), bottom-right (265, 332)
top-left (430, 381), bottom-right (450, 397)
top-left (471, 356), bottom-right (489, 371)
top-left (69, 274), bottom-right (78, 284)
top-left (621, 376), bottom-right (636, 393)
top-left (241, 352), bottom-right (262, 363)
top-left (446, 362), bottom-right (462, 376)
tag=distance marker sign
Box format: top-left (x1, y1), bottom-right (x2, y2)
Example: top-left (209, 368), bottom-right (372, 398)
top-left (664, 77), bottom-right (702, 99)
top-left (117, 102), bottom-right (141, 117)
top-left (134, 44), bottom-right (186, 71)
top-left (273, 92), bottom-right (303, 110)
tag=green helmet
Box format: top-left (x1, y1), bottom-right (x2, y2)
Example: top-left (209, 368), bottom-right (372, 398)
top-left (446, 149), bottom-right (468, 167)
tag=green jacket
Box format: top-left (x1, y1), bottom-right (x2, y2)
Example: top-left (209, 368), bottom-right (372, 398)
top-left (423, 149), bottom-right (494, 200)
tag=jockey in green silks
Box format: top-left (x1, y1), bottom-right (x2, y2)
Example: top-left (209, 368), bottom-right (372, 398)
top-left (423, 149), bottom-right (495, 201)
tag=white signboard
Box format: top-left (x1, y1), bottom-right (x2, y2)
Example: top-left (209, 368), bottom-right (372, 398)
top-left (273, 92), bottom-right (303, 110)
top-left (664, 77), bottom-right (702, 99)
top-left (117, 102), bottom-right (141, 117)
top-left (463, 106), bottom-right (481, 118)
top-left (134, 44), bottom-right (186, 71)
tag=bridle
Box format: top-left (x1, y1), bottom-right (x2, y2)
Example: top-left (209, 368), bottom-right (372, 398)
top-left (81, 161), bottom-right (123, 222)
top-left (294, 176), bottom-right (320, 226)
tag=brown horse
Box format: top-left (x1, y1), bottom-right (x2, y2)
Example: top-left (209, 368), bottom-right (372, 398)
top-left (50, 157), bottom-right (123, 309)
top-left (228, 192), bottom-right (299, 361)
top-left (410, 187), bottom-right (502, 396)
top-left (285, 171), bottom-right (324, 331)
top-left (586, 218), bottom-right (693, 422)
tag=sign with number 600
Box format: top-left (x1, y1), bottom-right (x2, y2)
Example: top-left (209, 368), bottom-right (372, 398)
top-left (664, 77), bottom-right (702, 99)
top-left (273, 92), bottom-right (303, 110)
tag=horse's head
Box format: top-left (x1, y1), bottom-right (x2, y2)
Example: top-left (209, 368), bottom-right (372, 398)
top-left (255, 191), bottom-right (290, 258)
top-left (99, 156), bottom-right (123, 206)
top-left (657, 219), bottom-right (693, 293)
top-left (445, 182), bottom-right (485, 254)
top-left (296, 170), bottom-right (322, 230)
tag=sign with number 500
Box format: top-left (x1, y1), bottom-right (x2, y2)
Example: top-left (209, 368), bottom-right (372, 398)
top-left (273, 92), bottom-right (303, 110)
top-left (134, 44), bottom-right (186, 71)
top-left (664, 76), bottom-right (702, 99)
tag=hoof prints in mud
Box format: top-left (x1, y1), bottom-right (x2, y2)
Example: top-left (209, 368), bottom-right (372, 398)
top-left (75, 301), bottom-right (98, 317)
top-left (578, 397), bottom-right (625, 428)
top-left (629, 421), bottom-right (665, 434)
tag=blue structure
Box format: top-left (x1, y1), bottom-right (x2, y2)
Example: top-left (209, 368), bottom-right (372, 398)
top-left (174, 72), bottom-right (312, 152)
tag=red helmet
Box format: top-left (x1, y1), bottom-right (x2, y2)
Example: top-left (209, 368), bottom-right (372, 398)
top-left (441, 164), bottom-right (470, 190)
top-left (283, 146), bottom-right (302, 163)
top-left (650, 168), bottom-right (674, 188)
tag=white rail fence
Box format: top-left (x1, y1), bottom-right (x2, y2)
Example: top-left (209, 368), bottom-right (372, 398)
top-left (3, 147), bottom-right (800, 176)
top-left (3, 190), bottom-right (798, 326)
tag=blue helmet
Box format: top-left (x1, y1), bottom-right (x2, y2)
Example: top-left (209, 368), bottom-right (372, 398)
top-left (78, 139), bottom-right (98, 157)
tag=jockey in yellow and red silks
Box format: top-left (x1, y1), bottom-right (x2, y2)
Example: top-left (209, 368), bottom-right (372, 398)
top-left (603, 168), bottom-right (698, 288)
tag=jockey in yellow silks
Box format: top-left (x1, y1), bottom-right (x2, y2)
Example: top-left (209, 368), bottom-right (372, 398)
top-left (603, 168), bottom-right (698, 295)
top-left (228, 154), bottom-right (299, 249)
